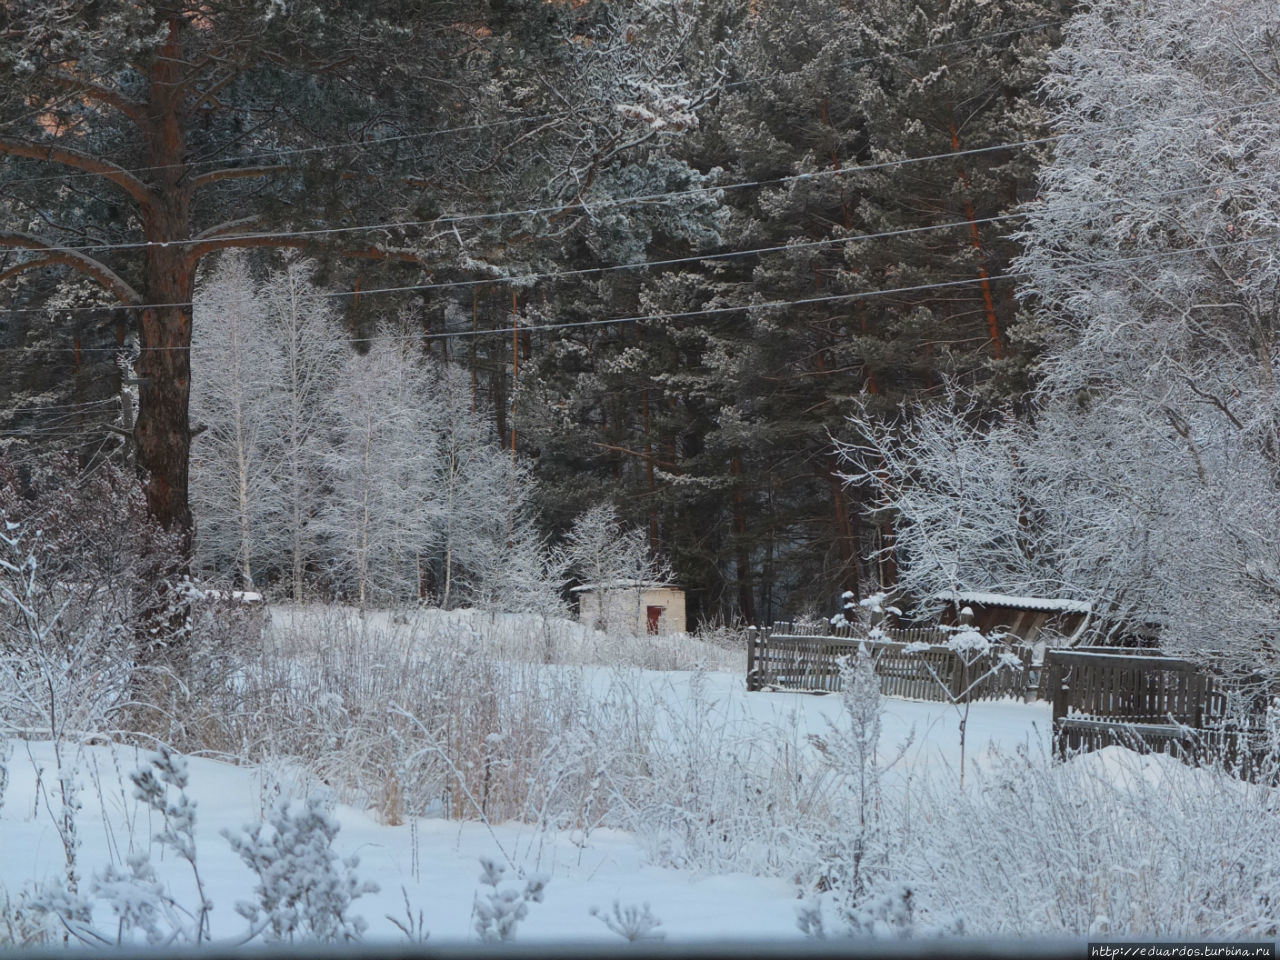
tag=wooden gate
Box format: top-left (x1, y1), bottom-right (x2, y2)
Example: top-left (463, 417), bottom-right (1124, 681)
top-left (1045, 647), bottom-right (1266, 765)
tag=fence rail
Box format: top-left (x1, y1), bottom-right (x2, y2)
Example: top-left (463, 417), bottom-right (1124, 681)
top-left (1045, 647), bottom-right (1270, 769)
top-left (746, 624), bottom-right (1031, 703)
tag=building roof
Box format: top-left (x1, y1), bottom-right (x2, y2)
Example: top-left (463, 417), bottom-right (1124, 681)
top-left (937, 590), bottom-right (1091, 615)
top-left (570, 580), bottom-right (679, 594)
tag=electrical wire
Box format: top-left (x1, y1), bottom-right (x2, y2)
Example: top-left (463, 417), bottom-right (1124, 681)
top-left (0, 165), bottom-right (1274, 324)
top-left (0, 17), bottom-right (1068, 188)
top-left (0, 86), bottom-right (1273, 273)
top-left (0, 229), bottom-right (1274, 355)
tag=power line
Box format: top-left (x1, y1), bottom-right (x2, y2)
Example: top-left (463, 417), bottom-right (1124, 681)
top-left (4, 134), bottom-right (1062, 256)
top-left (4, 89), bottom-right (1274, 266)
top-left (3, 397), bottom-right (117, 413)
top-left (0, 17), bottom-right (1067, 189)
top-left (1, 230), bottom-right (1275, 355)
top-left (0, 166), bottom-right (1274, 320)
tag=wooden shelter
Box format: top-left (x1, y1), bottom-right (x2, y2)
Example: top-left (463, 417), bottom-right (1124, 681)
top-left (937, 590), bottom-right (1091, 654)
top-left (573, 580), bottom-right (686, 635)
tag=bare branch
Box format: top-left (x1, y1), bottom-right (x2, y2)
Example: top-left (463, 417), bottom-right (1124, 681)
top-left (190, 216), bottom-right (262, 243)
top-left (0, 231), bottom-right (142, 304)
top-left (0, 137), bottom-right (154, 209)
top-left (189, 165), bottom-right (289, 190)
top-left (44, 70), bottom-right (147, 125)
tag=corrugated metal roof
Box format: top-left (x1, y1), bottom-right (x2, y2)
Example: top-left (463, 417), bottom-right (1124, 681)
top-left (938, 590), bottom-right (1092, 615)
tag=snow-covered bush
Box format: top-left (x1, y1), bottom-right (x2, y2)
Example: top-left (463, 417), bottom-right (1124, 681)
top-left (0, 458), bottom-right (182, 740)
top-left (910, 745), bottom-right (1280, 937)
top-left (805, 652), bottom-right (901, 901)
top-left (28, 747), bottom-right (212, 946)
top-left (471, 857), bottom-right (547, 943)
top-left (590, 900), bottom-right (665, 942)
top-left (798, 883), bottom-right (965, 940)
top-left (23, 747), bottom-right (376, 946)
top-left (796, 650), bottom-right (930, 937)
top-left (225, 796), bottom-right (377, 943)
top-left (0, 887), bottom-right (55, 947)
top-left (0, 457), bottom-right (251, 753)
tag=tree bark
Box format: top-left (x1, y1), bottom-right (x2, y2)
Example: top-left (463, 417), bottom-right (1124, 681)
top-left (134, 19), bottom-right (196, 547)
top-left (948, 118), bottom-right (1004, 359)
top-left (730, 456), bottom-right (757, 624)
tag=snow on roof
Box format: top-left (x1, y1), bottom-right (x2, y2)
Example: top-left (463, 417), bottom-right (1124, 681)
top-left (197, 588), bottom-right (265, 604)
top-left (938, 590), bottom-right (1091, 615)
top-left (570, 580), bottom-right (679, 593)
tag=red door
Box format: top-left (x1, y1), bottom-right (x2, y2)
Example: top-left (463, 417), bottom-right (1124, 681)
top-left (646, 605), bottom-right (663, 634)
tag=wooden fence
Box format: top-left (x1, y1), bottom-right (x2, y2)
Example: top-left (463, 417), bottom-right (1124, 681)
top-left (746, 623), bottom-right (1031, 702)
top-left (1046, 647), bottom-right (1269, 767)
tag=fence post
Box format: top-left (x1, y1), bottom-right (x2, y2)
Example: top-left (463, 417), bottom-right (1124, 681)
top-left (746, 626), bottom-right (758, 691)
top-left (1050, 659), bottom-right (1069, 760)
top-left (950, 652), bottom-right (967, 703)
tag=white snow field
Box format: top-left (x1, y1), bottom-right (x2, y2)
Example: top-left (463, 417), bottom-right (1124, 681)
top-left (1, 607), bottom-right (1276, 944)
top-left (0, 695), bottom-right (1047, 945)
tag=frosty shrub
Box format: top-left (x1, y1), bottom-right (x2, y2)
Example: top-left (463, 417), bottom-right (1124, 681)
top-left (798, 884), bottom-right (964, 940)
top-left (471, 857), bottom-right (548, 943)
top-left (0, 887), bottom-right (55, 947)
top-left (796, 651), bottom-right (923, 936)
top-left (0, 457), bottom-right (252, 751)
top-left (910, 745), bottom-right (1280, 937)
top-left (25, 747), bottom-right (377, 946)
top-left (0, 458), bottom-right (182, 740)
top-left (590, 900), bottom-right (665, 942)
top-left (226, 796), bottom-right (377, 943)
top-left (28, 747), bottom-right (212, 946)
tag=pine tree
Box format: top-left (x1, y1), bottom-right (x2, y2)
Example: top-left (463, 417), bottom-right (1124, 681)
top-left (522, 0), bottom-right (1064, 623)
top-left (0, 0), bottom-right (723, 551)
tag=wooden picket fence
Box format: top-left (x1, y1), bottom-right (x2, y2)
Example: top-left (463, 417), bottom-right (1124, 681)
top-left (1045, 647), bottom-right (1270, 769)
top-left (746, 622), bottom-right (1032, 702)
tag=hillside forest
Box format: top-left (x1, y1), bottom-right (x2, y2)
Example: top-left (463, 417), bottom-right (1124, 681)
top-left (2, 0), bottom-right (1276, 665)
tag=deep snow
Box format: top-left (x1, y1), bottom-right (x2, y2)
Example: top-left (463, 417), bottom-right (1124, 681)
top-left (0, 672), bottom-right (1051, 944)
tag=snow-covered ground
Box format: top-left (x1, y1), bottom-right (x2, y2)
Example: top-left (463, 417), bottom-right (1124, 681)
top-left (0, 667), bottom-right (1048, 945)
top-left (0, 739), bottom-right (798, 943)
top-left (4, 606), bottom-right (1273, 944)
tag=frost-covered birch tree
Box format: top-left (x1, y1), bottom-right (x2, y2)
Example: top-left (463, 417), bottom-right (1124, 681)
top-left (414, 362), bottom-right (562, 612)
top-left (259, 261), bottom-right (347, 602)
top-left (192, 257), bottom-right (344, 598)
top-left (1014, 0), bottom-right (1280, 668)
top-left (430, 364), bottom-right (507, 610)
top-left (190, 254), bottom-right (280, 589)
top-left (321, 337), bottom-right (439, 609)
top-left (559, 505), bottom-right (669, 632)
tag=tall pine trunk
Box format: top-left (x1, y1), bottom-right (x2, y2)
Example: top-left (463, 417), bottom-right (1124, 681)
top-left (135, 20), bottom-right (196, 549)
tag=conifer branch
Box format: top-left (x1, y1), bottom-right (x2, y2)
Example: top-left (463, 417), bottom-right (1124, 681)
top-left (0, 231), bottom-right (142, 304)
top-left (0, 137), bottom-right (154, 208)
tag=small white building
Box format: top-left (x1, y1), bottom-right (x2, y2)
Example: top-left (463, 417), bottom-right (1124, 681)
top-left (572, 580), bottom-right (686, 635)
